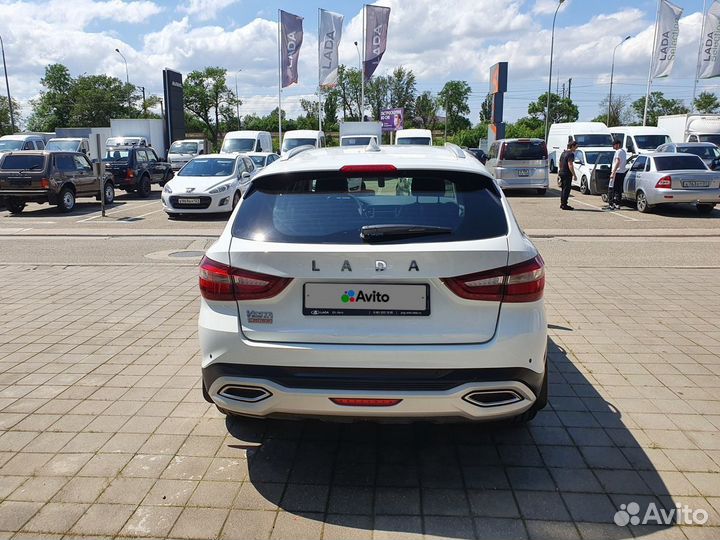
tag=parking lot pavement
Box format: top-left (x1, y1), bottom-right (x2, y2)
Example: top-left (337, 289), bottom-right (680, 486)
top-left (1, 251), bottom-right (719, 539)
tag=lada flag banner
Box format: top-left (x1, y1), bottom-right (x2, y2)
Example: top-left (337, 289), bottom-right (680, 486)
top-left (363, 5), bottom-right (390, 80)
top-left (698, 1), bottom-right (720, 79)
top-left (319, 9), bottom-right (344, 87)
top-left (651, 0), bottom-right (683, 79)
top-left (280, 10), bottom-right (304, 87)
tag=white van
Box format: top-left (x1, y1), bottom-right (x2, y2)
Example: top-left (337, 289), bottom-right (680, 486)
top-left (106, 136), bottom-right (147, 148)
top-left (221, 131), bottom-right (272, 154)
top-left (280, 130), bottom-right (325, 156)
top-left (167, 139), bottom-right (208, 171)
top-left (395, 129), bottom-right (433, 145)
top-left (0, 134), bottom-right (46, 153)
top-left (610, 126), bottom-right (672, 156)
top-left (546, 122), bottom-right (613, 173)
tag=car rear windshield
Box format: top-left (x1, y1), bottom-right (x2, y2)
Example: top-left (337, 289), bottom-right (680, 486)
top-left (282, 138), bottom-right (317, 151)
top-left (654, 155), bottom-right (707, 171)
top-left (178, 158), bottom-right (235, 176)
top-left (584, 151), bottom-right (614, 166)
top-left (396, 137), bottom-right (432, 145)
top-left (502, 140), bottom-right (546, 160)
top-left (0, 154), bottom-right (45, 170)
top-left (231, 170), bottom-right (508, 244)
top-left (679, 146), bottom-right (720, 159)
top-left (342, 137), bottom-right (373, 146)
top-left (574, 134), bottom-right (613, 146)
top-left (170, 142), bottom-right (198, 154)
top-left (698, 135), bottom-right (720, 146)
top-left (250, 156), bottom-right (266, 167)
top-left (221, 138), bottom-right (255, 153)
top-left (0, 140), bottom-right (24, 151)
top-left (104, 149), bottom-right (130, 161)
top-left (635, 135), bottom-right (671, 149)
top-left (46, 140), bottom-right (79, 151)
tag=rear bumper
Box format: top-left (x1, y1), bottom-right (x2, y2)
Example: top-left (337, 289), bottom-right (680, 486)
top-left (496, 178), bottom-right (549, 190)
top-left (1, 190), bottom-right (51, 202)
top-left (646, 188), bottom-right (720, 206)
top-left (162, 192), bottom-right (232, 213)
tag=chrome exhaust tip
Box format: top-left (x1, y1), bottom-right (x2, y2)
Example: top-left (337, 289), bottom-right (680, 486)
top-left (218, 385), bottom-right (272, 403)
top-left (462, 389), bottom-right (523, 408)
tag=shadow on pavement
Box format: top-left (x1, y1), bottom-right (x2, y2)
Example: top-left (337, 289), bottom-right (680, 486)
top-left (225, 337), bottom-right (674, 539)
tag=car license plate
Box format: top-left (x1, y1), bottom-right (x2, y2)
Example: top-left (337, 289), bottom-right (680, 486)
top-left (517, 169), bottom-right (530, 177)
top-left (303, 283), bottom-right (430, 316)
top-left (682, 180), bottom-right (709, 188)
top-left (178, 197), bottom-right (201, 204)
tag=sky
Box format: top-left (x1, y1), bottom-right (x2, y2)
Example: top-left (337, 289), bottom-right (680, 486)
top-left (0, 0), bottom-right (715, 128)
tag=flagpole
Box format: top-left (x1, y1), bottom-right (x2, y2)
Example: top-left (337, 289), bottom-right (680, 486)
top-left (693, 0), bottom-right (709, 112)
top-left (360, 4), bottom-right (366, 121)
top-left (643, 0), bottom-right (662, 126)
top-left (318, 8), bottom-right (323, 132)
top-left (277, 9), bottom-right (283, 149)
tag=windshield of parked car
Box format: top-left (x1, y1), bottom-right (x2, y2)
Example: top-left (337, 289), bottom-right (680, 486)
top-left (0, 154), bottom-right (45, 170)
top-left (698, 134), bottom-right (720, 146)
top-left (678, 145), bottom-right (720, 159)
top-left (282, 138), bottom-right (316, 152)
top-left (574, 134), bottom-right (613, 147)
top-left (0, 140), bottom-right (24, 151)
top-left (341, 136), bottom-right (373, 146)
top-left (103, 149), bottom-right (130, 161)
top-left (584, 151), bottom-right (615, 166)
top-left (232, 170), bottom-right (508, 244)
top-left (221, 138), bottom-right (255, 153)
top-left (396, 137), bottom-right (432, 145)
top-left (178, 158), bottom-right (236, 177)
top-left (250, 156), bottom-right (267, 167)
top-left (46, 140), bottom-right (80, 151)
top-left (502, 140), bottom-right (546, 160)
top-left (654, 155), bottom-right (707, 171)
top-left (635, 135), bottom-right (671, 149)
top-left (169, 142), bottom-right (199, 154)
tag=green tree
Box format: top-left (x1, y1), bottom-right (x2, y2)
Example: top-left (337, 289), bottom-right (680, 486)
top-left (505, 116), bottom-right (544, 139)
top-left (631, 91), bottom-right (688, 127)
top-left (365, 75), bottom-right (390, 121)
top-left (387, 67), bottom-right (417, 122)
top-left (414, 91), bottom-right (438, 130)
top-left (0, 96), bottom-right (21, 135)
top-left (479, 93), bottom-right (493, 124)
top-left (336, 65), bottom-right (362, 120)
top-left (449, 125), bottom-right (487, 148)
top-left (68, 74), bottom-right (136, 126)
top-left (528, 92), bottom-right (578, 125)
top-left (184, 67), bottom-right (241, 146)
top-left (592, 94), bottom-right (634, 127)
top-left (322, 87), bottom-right (339, 129)
top-left (27, 64), bottom-right (74, 131)
top-left (438, 80), bottom-right (471, 134)
top-left (693, 91), bottom-right (720, 114)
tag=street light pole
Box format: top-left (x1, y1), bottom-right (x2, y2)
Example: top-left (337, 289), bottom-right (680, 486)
top-left (607, 36), bottom-right (631, 127)
top-left (354, 41), bottom-right (363, 120)
top-left (235, 69), bottom-right (242, 130)
top-left (0, 33), bottom-right (16, 133)
top-left (137, 86), bottom-right (146, 116)
top-left (544, 0), bottom-right (565, 141)
top-left (115, 48), bottom-right (131, 111)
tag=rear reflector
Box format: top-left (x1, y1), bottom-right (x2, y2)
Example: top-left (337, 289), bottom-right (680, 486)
top-left (199, 256), bottom-right (292, 301)
top-left (40, 178), bottom-right (49, 189)
top-left (655, 175), bottom-right (672, 189)
top-left (441, 255), bottom-right (545, 303)
top-left (330, 398), bottom-right (402, 407)
top-left (340, 164), bottom-right (397, 174)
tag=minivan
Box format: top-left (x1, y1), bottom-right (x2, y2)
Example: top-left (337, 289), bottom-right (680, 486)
top-left (546, 122), bottom-right (613, 173)
top-left (610, 126), bottom-right (671, 156)
top-left (221, 131), bottom-right (273, 154)
top-left (280, 130), bottom-right (325, 156)
top-left (485, 138), bottom-right (549, 195)
top-left (395, 129), bottom-right (433, 145)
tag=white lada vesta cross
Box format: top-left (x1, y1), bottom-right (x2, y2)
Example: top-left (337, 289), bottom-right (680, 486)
top-left (198, 143), bottom-right (548, 425)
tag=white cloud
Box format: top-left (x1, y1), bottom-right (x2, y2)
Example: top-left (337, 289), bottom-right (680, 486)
top-left (532, 0), bottom-right (571, 16)
top-left (178, 0), bottom-right (240, 22)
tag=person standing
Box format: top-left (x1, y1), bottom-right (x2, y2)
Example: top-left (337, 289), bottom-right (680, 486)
top-left (558, 141), bottom-right (577, 210)
top-left (607, 139), bottom-right (628, 210)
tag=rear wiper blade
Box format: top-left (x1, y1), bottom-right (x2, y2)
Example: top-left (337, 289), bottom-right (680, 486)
top-left (360, 224), bottom-right (452, 242)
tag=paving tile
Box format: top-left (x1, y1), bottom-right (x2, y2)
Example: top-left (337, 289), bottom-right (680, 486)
top-left (473, 516), bottom-right (528, 539)
top-left (220, 509), bottom-right (276, 540)
top-left (52, 476), bottom-right (110, 504)
top-left (374, 487), bottom-right (421, 515)
top-left (525, 519), bottom-right (581, 540)
top-left (187, 481), bottom-right (240, 508)
top-left (97, 476), bottom-right (155, 504)
top-left (169, 506), bottom-right (230, 539)
top-left (69, 503), bottom-right (135, 536)
top-left (120, 505), bottom-right (182, 538)
top-left (0, 501), bottom-right (43, 532)
top-left (421, 488), bottom-right (470, 516)
top-left (424, 516), bottom-right (475, 539)
top-left (515, 491), bottom-right (571, 521)
top-left (21, 502), bottom-right (88, 534)
top-left (373, 515), bottom-right (423, 540)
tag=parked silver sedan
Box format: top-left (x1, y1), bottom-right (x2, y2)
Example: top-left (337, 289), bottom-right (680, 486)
top-left (655, 142), bottom-right (720, 170)
top-left (622, 153), bottom-right (720, 214)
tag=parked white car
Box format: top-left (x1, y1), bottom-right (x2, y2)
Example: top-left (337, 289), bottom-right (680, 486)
top-left (247, 152), bottom-right (280, 170)
top-left (167, 139), bottom-right (208, 171)
top-left (161, 153), bottom-right (256, 216)
top-left (570, 147), bottom-right (616, 195)
top-left (198, 144), bottom-right (548, 425)
top-left (281, 130), bottom-right (325, 156)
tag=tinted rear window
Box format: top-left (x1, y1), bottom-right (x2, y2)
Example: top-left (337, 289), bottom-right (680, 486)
top-left (232, 170), bottom-right (508, 244)
top-left (654, 155), bottom-right (707, 171)
top-left (397, 137), bottom-right (432, 145)
top-left (1, 155), bottom-right (45, 170)
top-left (502, 141), bottom-right (546, 160)
top-left (574, 134), bottom-right (613, 146)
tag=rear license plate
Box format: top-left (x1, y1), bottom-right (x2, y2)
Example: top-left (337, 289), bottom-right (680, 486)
top-left (682, 181), bottom-right (709, 188)
top-left (178, 197), bottom-right (201, 204)
top-left (303, 283), bottom-right (430, 316)
top-left (8, 178), bottom-right (31, 187)
top-left (517, 169), bottom-right (530, 177)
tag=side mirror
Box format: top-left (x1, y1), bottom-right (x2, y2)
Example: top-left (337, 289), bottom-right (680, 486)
top-left (241, 171), bottom-right (251, 179)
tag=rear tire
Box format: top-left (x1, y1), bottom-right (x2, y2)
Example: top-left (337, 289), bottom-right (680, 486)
top-left (6, 199), bottom-right (25, 214)
top-left (636, 190), bottom-right (651, 213)
top-left (103, 182), bottom-right (115, 205)
top-left (697, 203), bottom-right (715, 215)
top-left (231, 191), bottom-right (241, 210)
top-left (549, 160), bottom-right (557, 174)
top-left (137, 176), bottom-right (151, 198)
top-left (580, 176), bottom-right (590, 195)
top-left (536, 188), bottom-right (546, 196)
top-left (58, 187), bottom-right (76, 213)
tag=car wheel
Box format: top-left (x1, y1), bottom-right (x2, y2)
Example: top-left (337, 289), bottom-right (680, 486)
top-left (103, 182), bottom-right (115, 205)
top-left (58, 187), bottom-right (76, 213)
top-left (6, 199), bottom-right (25, 214)
top-left (549, 160), bottom-right (556, 174)
top-left (159, 170), bottom-right (172, 187)
top-left (580, 176), bottom-right (590, 195)
top-left (697, 203), bottom-right (715, 215)
top-left (137, 175), bottom-right (151, 198)
top-left (536, 188), bottom-right (546, 196)
top-left (231, 191), bottom-right (241, 210)
top-left (636, 190), bottom-right (651, 213)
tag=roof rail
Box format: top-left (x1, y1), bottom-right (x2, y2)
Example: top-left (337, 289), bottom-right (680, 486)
top-left (283, 145), bottom-right (316, 159)
top-left (444, 142), bottom-right (466, 159)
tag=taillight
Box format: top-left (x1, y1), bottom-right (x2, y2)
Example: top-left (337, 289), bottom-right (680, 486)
top-left (498, 143), bottom-right (506, 160)
top-left (541, 142), bottom-right (548, 159)
top-left (40, 178), bottom-right (49, 189)
top-left (441, 255), bottom-right (545, 303)
top-left (330, 398), bottom-right (402, 407)
top-left (199, 256), bottom-right (292, 301)
top-left (127, 169), bottom-right (135, 178)
top-left (655, 175), bottom-right (672, 189)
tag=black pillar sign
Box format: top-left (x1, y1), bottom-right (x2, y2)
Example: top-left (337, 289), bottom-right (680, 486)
top-left (488, 62), bottom-right (508, 144)
top-left (163, 69), bottom-right (186, 150)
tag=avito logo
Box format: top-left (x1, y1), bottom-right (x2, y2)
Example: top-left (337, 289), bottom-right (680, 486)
top-left (341, 289), bottom-right (390, 303)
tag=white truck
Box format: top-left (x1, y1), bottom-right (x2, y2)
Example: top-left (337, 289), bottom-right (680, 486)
top-left (339, 121), bottom-right (383, 146)
top-left (167, 139), bottom-right (209, 171)
top-left (657, 114), bottom-right (720, 146)
top-left (107, 118), bottom-right (167, 157)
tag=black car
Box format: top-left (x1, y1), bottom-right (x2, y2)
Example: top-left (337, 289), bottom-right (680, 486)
top-left (103, 145), bottom-right (173, 197)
